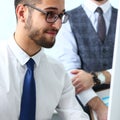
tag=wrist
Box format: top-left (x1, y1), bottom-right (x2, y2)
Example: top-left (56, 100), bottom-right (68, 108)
top-left (87, 97), bottom-right (100, 111)
top-left (96, 72), bottom-right (106, 84)
top-left (88, 97), bottom-right (107, 111)
top-left (91, 72), bottom-right (106, 86)
top-left (91, 72), bottom-right (101, 86)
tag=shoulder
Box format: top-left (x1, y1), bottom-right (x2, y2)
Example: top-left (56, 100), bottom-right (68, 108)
top-left (0, 40), bottom-right (10, 66)
top-left (67, 5), bottom-right (83, 15)
top-left (42, 52), bottom-right (65, 71)
top-left (46, 54), bottom-right (65, 70)
top-left (41, 52), bottom-right (70, 82)
top-left (112, 7), bottom-right (118, 14)
top-left (0, 40), bottom-right (8, 54)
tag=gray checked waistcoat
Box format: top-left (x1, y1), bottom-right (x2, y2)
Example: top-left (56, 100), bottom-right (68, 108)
top-left (68, 6), bottom-right (118, 72)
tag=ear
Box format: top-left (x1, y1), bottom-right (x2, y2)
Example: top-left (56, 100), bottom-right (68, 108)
top-left (16, 4), bottom-right (27, 22)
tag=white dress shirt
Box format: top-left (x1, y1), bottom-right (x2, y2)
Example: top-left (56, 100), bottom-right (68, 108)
top-left (0, 37), bottom-right (89, 120)
top-left (44, 0), bottom-right (112, 105)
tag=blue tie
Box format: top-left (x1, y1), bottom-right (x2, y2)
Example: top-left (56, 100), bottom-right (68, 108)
top-left (20, 58), bottom-right (36, 120)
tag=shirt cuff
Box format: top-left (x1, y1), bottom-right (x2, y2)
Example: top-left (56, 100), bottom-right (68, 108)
top-left (107, 69), bottom-right (112, 75)
top-left (77, 88), bottom-right (97, 106)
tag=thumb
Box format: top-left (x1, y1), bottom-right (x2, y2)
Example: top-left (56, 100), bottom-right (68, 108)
top-left (71, 69), bottom-right (79, 74)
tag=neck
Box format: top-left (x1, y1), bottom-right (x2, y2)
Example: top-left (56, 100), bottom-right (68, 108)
top-left (91, 0), bottom-right (107, 5)
top-left (14, 32), bottom-right (41, 57)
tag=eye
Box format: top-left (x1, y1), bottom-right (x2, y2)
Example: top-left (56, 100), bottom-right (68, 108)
top-left (47, 12), bottom-right (56, 18)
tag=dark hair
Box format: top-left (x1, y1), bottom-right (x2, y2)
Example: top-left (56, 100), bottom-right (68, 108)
top-left (14, 0), bottom-right (41, 9)
top-left (14, 0), bottom-right (24, 9)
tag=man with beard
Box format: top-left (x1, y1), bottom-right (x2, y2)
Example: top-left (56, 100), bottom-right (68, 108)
top-left (0, 0), bottom-right (90, 120)
top-left (45, 0), bottom-right (118, 120)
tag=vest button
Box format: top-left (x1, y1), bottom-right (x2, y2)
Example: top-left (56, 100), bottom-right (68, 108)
top-left (103, 63), bottom-right (107, 68)
top-left (103, 48), bottom-right (106, 53)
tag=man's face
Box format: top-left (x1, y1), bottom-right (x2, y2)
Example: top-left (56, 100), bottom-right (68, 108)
top-left (24, 0), bottom-right (65, 48)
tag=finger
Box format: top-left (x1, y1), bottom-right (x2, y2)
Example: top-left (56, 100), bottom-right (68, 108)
top-left (72, 77), bottom-right (82, 86)
top-left (71, 74), bottom-right (81, 81)
top-left (71, 69), bottom-right (80, 74)
top-left (76, 87), bottom-right (84, 94)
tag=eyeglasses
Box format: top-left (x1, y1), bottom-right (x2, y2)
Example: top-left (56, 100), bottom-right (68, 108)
top-left (24, 4), bottom-right (69, 24)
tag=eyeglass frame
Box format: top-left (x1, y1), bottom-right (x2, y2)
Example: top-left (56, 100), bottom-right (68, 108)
top-left (23, 3), bottom-right (69, 24)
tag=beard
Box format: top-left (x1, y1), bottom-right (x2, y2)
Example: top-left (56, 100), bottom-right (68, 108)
top-left (24, 14), bottom-right (57, 48)
top-left (29, 29), bottom-right (56, 48)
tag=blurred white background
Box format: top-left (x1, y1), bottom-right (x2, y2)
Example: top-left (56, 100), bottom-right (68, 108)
top-left (0, 0), bottom-right (119, 40)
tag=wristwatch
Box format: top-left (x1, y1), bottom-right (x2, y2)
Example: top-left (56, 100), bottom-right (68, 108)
top-left (91, 72), bottom-right (101, 86)
top-left (97, 72), bottom-right (106, 84)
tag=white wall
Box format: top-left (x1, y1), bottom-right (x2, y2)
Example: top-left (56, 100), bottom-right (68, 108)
top-left (0, 0), bottom-right (118, 40)
top-left (0, 0), bottom-right (15, 40)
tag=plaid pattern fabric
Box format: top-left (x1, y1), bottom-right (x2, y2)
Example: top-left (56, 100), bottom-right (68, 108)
top-left (67, 6), bottom-right (117, 72)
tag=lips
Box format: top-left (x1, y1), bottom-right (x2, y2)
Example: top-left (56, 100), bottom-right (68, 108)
top-left (46, 30), bottom-right (58, 36)
top-left (47, 31), bottom-right (57, 34)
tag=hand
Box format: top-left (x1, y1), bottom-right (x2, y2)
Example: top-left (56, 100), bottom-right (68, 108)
top-left (88, 96), bottom-right (108, 120)
top-left (71, 69), bottom-right (94, 94)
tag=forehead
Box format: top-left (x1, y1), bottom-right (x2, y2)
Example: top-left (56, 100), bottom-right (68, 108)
top-left (37, 0), bottom-right (65, 11)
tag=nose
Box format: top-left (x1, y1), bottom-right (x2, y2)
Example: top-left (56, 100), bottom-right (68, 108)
top-left (52, 18), bottom-right (62, 30)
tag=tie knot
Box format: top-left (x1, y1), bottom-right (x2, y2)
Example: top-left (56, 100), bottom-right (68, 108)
top-left (26, 58), bottom-right (35, 70)
top-left (96, 7), bottom-right (103, 15)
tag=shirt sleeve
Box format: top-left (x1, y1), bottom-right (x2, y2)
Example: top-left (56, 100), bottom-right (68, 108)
top-left (56, 73), bottom-right (90, 120)
top-left (77, 88), bottom-right (97, 106)
top-left (68, 71), bottom-right (97, 106)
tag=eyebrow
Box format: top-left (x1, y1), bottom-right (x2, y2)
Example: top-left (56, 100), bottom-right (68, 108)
top-left (44, 7), bottom-right (65, 13)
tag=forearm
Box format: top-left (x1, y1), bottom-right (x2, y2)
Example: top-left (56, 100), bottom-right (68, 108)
top-left (102, 71), bottom-right (111, 84)
top-left (87, 96), bottom-right (105, 111)
top-left (87, 96), bottom-right (108, 120)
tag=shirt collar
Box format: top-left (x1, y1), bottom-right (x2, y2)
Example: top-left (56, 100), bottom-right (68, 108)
top-left (83, 0), bottom-right (111, 14)
top-left (8, 35), bottom-right (43, 66)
